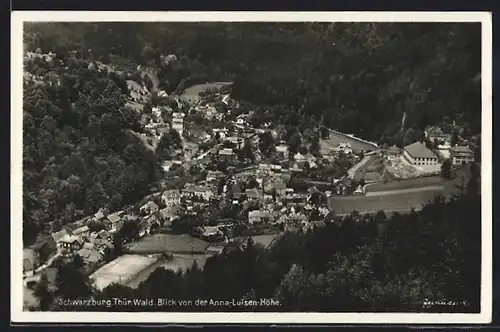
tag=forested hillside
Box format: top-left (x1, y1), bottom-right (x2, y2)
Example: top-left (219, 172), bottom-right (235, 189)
top-left (23, 50), bottom-right (160, 245)
top-left (24, 22), bottom-right (481, 144)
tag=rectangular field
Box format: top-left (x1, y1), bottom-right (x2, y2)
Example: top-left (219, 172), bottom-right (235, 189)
top-left (366, 176), bottom-right (446, 192)
top-left (320, 131), bottom-right (378, 153)
top-left (90, 254), bottom-right (157, 291)
top-left (127, 234), bottom-right (210, 254)
top-left (180, 82), bottom-right (233, 103)
top-left (328, 190), bottom-right (444, 215)
top-left (125, 253), bottom-right (212, 289)
top-left (251, 234), bottom-right (278, 248)
top-left (367, 165), bottom-right (473, 196)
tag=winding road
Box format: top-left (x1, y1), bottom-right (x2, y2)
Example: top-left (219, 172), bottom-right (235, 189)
top-left (347, 155), bottom-right (372, 179)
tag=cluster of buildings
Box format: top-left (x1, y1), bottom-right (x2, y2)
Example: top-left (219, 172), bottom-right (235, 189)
top-left (24, 49), bottom-right (57, 63)
top-left (385, 126), bottom-right (475, 169)
top-left (22, 202), bottom-right (178, 279)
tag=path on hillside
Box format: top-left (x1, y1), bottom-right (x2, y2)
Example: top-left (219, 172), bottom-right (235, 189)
top-left (364, 185), bottom-right (444, 197)
top-left (142, 68), bottom-right (160, 92)
top-left (347, 155), bottom-right (372, 179)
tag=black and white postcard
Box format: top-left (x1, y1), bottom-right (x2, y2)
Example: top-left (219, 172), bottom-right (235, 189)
top-left (11, 11), bottom-right (492, 324)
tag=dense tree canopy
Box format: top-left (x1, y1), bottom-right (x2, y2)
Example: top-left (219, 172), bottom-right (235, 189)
top-left (23, 48), bottom-right (160, 245)
top-left (24, 22), bottom-right (481, 146)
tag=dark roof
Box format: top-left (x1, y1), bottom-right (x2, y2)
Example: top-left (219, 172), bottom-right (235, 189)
top-left (404, 142), bottom-right (437, 159)
top-left (450, 145), bottom-right (473, 153)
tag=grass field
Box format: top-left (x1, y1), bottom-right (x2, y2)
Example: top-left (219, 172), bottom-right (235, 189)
top-left (366, 176), bottom-right (446, 192)
top-left (352, 155), bottom-right (385, 182)
top-left (180, 82), bottom-right (233, 103)
top-left (251, 234), bottom-right (278, 248)
top-left (126, 253), bottom-right (211, 288)
top-left (328, 190), bottom-right (444, 215)
top-left (329, 165), bottom-right (474, 215)
top-left (320, 131), bottom-right (378, 154)
top-left (126, 234), bottom-right (210, 254)
top-left (90, 254), bottom-right (158, 291)
top-left (367, 165), bottom-right (472, 195)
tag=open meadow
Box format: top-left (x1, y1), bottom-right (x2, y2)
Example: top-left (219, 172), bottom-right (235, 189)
top-left (126, 233), bottom-right (210, 254)
top-left (330, 164), bottom-right (473, 215)
top-left (328, 190), bottom-right (444, 215)
top-left (180, 82), bottom-right (233, 103)
top-left (365, 176), bottom-right (446, 192)
top-left (320, 131), bottom-right (378, 154)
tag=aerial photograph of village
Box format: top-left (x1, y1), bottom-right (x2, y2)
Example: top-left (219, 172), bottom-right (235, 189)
top-left (21, 21), bottom-right (483, 313)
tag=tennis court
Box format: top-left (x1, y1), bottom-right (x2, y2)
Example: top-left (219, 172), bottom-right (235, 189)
top-left (89, 254), bottom-right (158, 291)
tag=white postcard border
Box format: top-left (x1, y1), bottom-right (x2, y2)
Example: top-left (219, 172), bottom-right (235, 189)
top-left (11, 11), bottom-right (493, 324)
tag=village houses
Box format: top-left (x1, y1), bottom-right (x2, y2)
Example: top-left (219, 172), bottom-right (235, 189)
top-left (106, 213), bottom-right (122, 233)
top-left (272, 180), bottom-right (287, 197)
top-left (245, 188), bottom-right (264, 201)
top-left (425, 126), bottom-right (452, 144)
top-left (51, 229), bottom-right (70, 249)
top-left (182, 184), bottom-right (215, 201)
top-left (450, 145), bottom-right (475, 165)
top-left (72, 225), bottom-right (90, 240)
top-left (248, 210), bottom-right (273, 224)
top-left (386, 145), bottom-right (401, 161)
top-left (59, 234), bottom-right (84, 257)
top-left (171, 112), bottom-right (185, 137)
top-left (77, 242), bottom-right (103, 265)
top-left (94, 209), bottom-right (106, 222)
top-left (140, 201), bottom-right (160, 216)
top-left (276, 144), bottom-right (289, 160)
top-left (218, 148), bottom-right (235, 161)
top-left (161, 189), bottom-right (181, 208)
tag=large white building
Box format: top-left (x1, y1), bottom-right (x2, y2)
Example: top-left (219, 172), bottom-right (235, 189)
top-left (161, 189), bottom-right (181, 208)
top-left (403, 142), bottom-right (439, 166)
